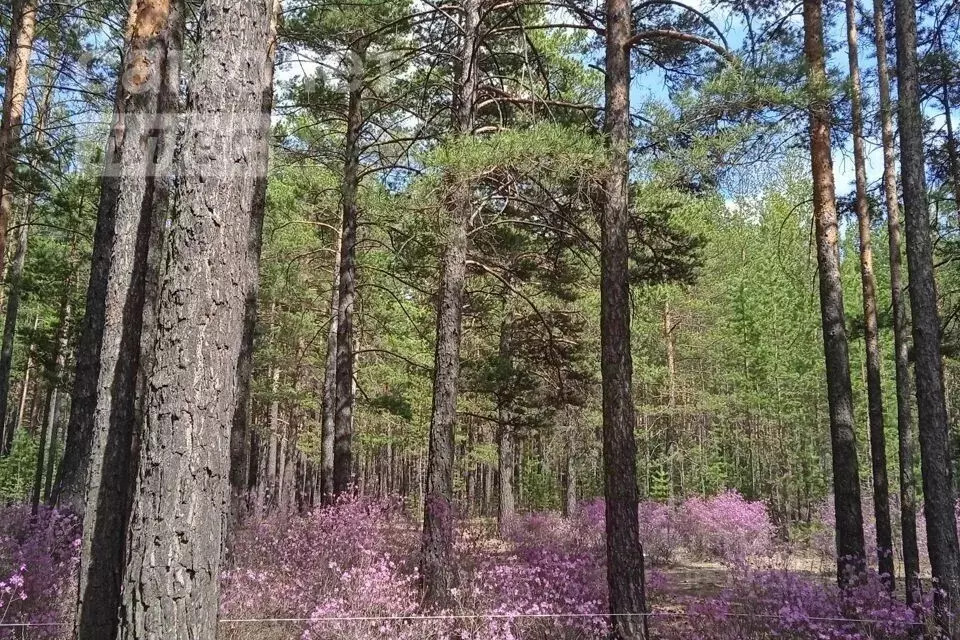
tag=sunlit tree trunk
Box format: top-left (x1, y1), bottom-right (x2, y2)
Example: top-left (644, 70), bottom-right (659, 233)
top-left (802, 0), bottom-right (866, 588)
top-left (0, 0), bottom-right (37, 277)
top-left (844, 0), bottom-right (893, 587)
top-left (119, 0), bottom-right (277, 635)
top-left (74, 0), bottom-right (184, 636)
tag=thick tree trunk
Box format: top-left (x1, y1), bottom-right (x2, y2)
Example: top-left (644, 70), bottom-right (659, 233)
top-left (802, 0), bottom-right (866, 588)
top-left (603, 0), bottom-right (647, 636)
top-left (118, 0), bottom-right (276, 636)
top-left (873, 0), bottom-right (920, 601)
top-left (844, 0), bottom-right (893, 587)
top-left (0, 0), bottom-right (37, 277)
top-left (419, 0), bottom-right (478, 610)
top-left (0, 218), bottom-right (28, 455)
top-left (321, 229), bottom-right (342, 504)
top-left (333, 66), bottom-right (364, 497)
top-left (74, 1), bottom-right (184, 636)
top-left (894, 0), bottom-right (960, 632)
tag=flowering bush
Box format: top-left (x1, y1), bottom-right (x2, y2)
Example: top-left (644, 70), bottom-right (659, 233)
top-left (676, 491), bottom-right (774, 564)
top-left (681, 568), bottom-right (933, 639)
top-left (0, 505), bottom-right (80, 638)
top-left (579, 492), bottom-right (772, 567)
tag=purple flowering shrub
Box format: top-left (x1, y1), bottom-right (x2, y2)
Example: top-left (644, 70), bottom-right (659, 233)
top-left (221, 496), bottom-right (419, 639)
top-left (676, 491), bottom-right (774, 564)
top-left (681, 568), bottom-right (933, 639)
top-left (579, 491), bottom-right (772, 567)
top-left (0, 505), bottom-right (80, 638)
top-left (225, 500), bottom-right (617, 639)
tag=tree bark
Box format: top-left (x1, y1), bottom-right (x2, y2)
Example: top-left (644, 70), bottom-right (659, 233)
top-left (603, 0), bottom-right (647, 636)
top-left (73, 1), bottom-right (184, 636)
top-left (321, 228), bottom-right (342, 504)
top-left (844, 0), bottom-right (893, 588)
top-left (802, 0), bottom-right (866, 588)
top-left (118, 0), bottom-right (276, 635)
top-left (420, 0), bottom-right (478, 609)
top-left (0, 0), bottom-right (37, 278)
top-left (873, 0), bottom-right (921, 601)
top-left (333, 59), bottom-right (364, 497)
top-left (894, 0), bottom-right (960, 632)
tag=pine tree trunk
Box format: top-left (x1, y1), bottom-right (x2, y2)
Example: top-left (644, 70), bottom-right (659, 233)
top-left (333, 64), bottom-right (364, 496)
top-left (419, 0), bottom-right (478, 609)
top-left (873, 0), bottom-right (921, 601)
top-left (119, 0), bottom-right (276, 635)
top-left (893, 0), bottom-right (960, 632)
top-left (321, 228), bottom-right (342, 504)
top-left (845, 0), bottom-right (894, 587)
top-left (0, 219), bottom-right (30, 455)
top-left (603, 0), bottom-right (647, 635)
top-left (802, 0), bottom-right (866, 588)
top-left (73, 1), bottom-right (184, 635)
top-left (0, 0), bottom-right (37, 277)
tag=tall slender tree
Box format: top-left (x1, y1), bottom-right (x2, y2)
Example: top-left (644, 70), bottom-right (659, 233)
top-left (420, 0), bottom-right (479, 608)
top-left (872, 0), bottom-right (920, 601)
top-left (118, 0), bottom-right (277, 635)
top-left (601, 0), bottom-right (647, 636)
top-left (802, 0), bottom-right (866, 588)
top-left (844, 0), bottom-right (893, 587)
top-left (0, 0), bottom-right (37, 277)
top-left (894, 0), bottom-right (960, 632)
top-left (332, 45), bottom-right (366, 496)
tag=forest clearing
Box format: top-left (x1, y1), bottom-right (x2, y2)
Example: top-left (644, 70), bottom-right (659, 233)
top-left (0, 0), bottom-right (960, 637)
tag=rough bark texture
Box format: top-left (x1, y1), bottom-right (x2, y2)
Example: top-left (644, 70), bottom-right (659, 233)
top-left (0, 221), bottom-right (28, 455)
top-left (333, 70), bottom-right (364, 497)
top-left (420, 0), bottom-right (478, 609)
top-left (893, 0), bottom-right (960, 632)
top-left (802, 0), bottom-right (866, 588)
top-left (844, 0), bottom-right (894, 588)
top-left (73, 1), bottom-right (184, 635)
top-left (321, 228), bottom-right (342, 504)
top-left (0, 0), bottom-right (37, 278)
top-left (603, 0), bottom-right (648, 636)
top-left (118, 0), bottom-right (276, 636)
top-left (872, 0), bottom-right (920, 602)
